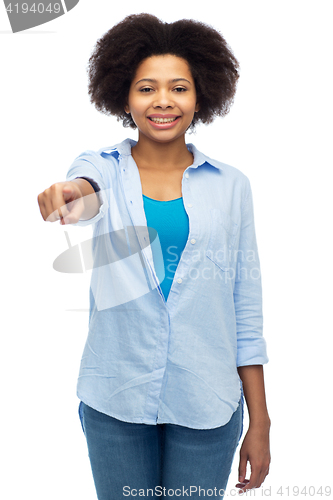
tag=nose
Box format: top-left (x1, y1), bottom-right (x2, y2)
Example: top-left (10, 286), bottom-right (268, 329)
top-left (153, 89), bottom-right (174, 109)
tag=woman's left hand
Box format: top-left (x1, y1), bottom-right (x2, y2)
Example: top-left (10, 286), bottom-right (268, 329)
top-left (235, 421), bottom-right (271, 493)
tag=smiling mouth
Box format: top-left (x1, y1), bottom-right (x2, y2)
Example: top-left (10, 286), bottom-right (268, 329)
top-left (148, 117), bottom-right (180, 124)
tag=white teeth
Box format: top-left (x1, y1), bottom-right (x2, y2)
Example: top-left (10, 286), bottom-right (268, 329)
top-left (150, 117), bottom-right (178, 124)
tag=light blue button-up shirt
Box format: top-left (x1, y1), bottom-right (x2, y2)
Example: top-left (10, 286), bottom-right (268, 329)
top-left (65, 138), bottom-right (268, 430)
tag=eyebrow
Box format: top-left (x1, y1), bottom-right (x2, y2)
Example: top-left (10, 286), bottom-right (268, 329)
top-left (134, 78), bottom-right (192, 86)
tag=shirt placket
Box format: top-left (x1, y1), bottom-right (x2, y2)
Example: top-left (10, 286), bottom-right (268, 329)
top-left (165, 163), bottom-right (200, 314)
top-left (119, 152), bottom-right (171, 422)
top-left (119, 153), bottom-right (165, 300)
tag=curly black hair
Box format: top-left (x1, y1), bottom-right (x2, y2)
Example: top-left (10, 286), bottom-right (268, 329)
top-left (87, 13), bottom-right (240, 130)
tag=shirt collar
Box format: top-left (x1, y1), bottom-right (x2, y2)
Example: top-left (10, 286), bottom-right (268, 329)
top-left (98, 138), bottom-right (223, 171)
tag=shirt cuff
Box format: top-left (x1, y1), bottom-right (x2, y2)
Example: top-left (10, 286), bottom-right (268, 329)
top-left (237, 337), bottom-right (269, 367)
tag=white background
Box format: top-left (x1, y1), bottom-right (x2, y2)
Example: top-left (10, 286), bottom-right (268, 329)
top-left (1, 1), bottom-right (332, 498)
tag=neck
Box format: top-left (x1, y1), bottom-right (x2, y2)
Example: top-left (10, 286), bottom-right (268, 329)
top-left (131, 133), bottom-right (193, 171)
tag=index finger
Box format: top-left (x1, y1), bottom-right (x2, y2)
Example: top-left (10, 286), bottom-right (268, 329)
top-left (240, 469), bottom-right (260, 493)
top-left (235, 479), bottom-right (249, 492)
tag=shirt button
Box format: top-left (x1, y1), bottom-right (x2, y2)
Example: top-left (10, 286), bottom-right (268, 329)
top-left (185, 173), bottom-right (189, 178)
top-left (190, 239), bottom-right (196, 244)
top-left (187, 203), bottom-right (193, 208)
top-left (177, 278), bottom-right (183, 284)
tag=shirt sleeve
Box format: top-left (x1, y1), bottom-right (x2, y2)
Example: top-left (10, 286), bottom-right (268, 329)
top-left (234, 176), bottom-right (269, 367)
top-left (65, 152), bottom-right (109, 227)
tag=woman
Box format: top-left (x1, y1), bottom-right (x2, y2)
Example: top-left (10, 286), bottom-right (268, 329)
top-left (37, 13), bottom-right (271, 500)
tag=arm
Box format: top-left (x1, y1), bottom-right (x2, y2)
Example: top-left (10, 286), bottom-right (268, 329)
top-left (233, 177), bottom-right (270, 492)
top-left (236, 365), bottom-right (271, 493)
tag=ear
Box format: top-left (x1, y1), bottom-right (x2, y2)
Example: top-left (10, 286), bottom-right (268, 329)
top-left (195, 102), bottom-right (200, 113)
top-left (124, 104), bottom-right (130, 114)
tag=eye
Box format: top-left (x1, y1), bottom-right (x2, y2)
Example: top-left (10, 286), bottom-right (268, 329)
top-left (139, 87), bottom-right (154, 93)
top-left (174, 87), bottom-right (187, 93)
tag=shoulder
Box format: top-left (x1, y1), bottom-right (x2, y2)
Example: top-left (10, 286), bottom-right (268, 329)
top-left (189, 143), bottom-right (251, 190)
top-left (97, 137), bottom-right (136, 161)
top-left (73, 138), bottom-right (135, 164)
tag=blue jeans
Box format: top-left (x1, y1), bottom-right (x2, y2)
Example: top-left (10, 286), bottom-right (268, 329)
top-left (78, 399), bottom-right (243, 500)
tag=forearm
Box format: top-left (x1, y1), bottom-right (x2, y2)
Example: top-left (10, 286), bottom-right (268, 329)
top-left (237, 365), bottom-right (270, 427)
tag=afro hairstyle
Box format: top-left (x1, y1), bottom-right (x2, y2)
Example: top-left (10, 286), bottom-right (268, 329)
top-left (87, 13), bottom-right (240, 130)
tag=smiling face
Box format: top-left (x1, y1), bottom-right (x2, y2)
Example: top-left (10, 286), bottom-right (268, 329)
top-left (125, 54), bottom-right (200, 145)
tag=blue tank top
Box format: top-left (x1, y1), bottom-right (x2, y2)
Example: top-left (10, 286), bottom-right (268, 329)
top-left (142, 194), bottom-right (189, 302)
